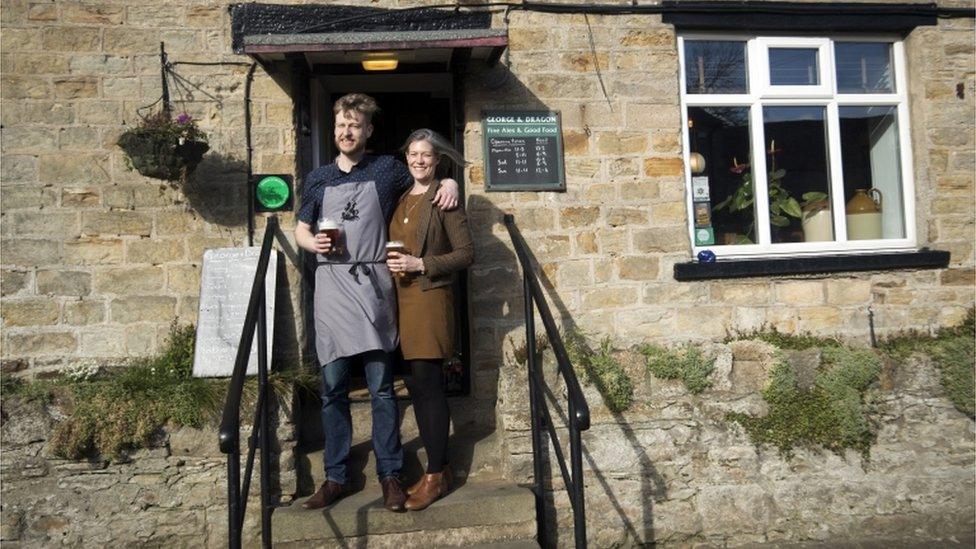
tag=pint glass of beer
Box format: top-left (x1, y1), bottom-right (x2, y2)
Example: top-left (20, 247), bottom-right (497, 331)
top-left (385, 240), bottom-right (408, 277)
top-left (317, 217), bottom-right (343, 255)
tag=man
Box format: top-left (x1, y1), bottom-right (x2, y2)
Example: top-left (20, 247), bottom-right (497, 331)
top-left (294, 93), bottom-right (458, 513)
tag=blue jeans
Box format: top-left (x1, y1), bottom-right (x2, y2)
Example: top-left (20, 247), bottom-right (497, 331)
top-left (320, 350), bottom-right (402, 485)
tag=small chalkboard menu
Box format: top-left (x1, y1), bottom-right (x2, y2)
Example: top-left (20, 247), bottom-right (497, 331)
top-left (482, 110), bottom-right (565, 192)
top-left (192, 247), bottom-right (277, 378)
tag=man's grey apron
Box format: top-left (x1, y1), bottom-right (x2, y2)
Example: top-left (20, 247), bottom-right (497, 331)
top-left (314, 180), bottom-right (397, 365)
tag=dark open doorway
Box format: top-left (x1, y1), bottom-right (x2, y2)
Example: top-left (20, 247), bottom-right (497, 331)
top-left (335, 91), bottom-right (452, 158)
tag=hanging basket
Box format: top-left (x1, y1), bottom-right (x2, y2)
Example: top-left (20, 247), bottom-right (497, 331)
top-left (117, 112), bottom-right (209, 182)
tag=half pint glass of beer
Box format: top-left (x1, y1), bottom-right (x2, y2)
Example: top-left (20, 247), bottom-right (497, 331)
top-left (385, 240), bottom-right (409, 277)
top-left (317, 217), bottom-right (343, 255)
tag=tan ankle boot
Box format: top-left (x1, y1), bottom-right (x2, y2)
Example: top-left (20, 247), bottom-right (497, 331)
top-left (408, 464), bottom-right (452, 496)
top-left (404, 472), bottom-right (450, 511)
top-left (406, 476), bottom-right (424, 496)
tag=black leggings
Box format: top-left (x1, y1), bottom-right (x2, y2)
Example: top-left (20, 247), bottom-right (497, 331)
top-left (405, 359), bottom-right (450, 474)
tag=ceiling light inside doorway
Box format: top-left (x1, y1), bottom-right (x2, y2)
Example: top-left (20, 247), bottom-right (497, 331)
top-left (362, 53), bottom-right (398, 71)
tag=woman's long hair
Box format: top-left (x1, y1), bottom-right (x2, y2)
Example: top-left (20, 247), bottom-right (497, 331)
top-left (401, 128), bottom-right (466, 178)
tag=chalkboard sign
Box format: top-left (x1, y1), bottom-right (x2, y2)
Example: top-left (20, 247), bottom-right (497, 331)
top-left (192, 247), bottom-right (277, 378)
top-left (482, 110), bottom-right (565, 192)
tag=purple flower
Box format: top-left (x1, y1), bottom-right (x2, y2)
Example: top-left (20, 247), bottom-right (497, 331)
top-left (176, 113), bottom-right (192, 125)
top-left (730, 162), bottom-right (750, 175)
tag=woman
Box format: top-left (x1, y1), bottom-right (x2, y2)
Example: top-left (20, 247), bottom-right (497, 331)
top-left (386, 129), bottom-right (474, 511)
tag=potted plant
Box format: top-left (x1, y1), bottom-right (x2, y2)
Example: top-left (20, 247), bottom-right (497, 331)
top-left (714, 155), bottom-right (802, 244)
top-left (117, 111), bottom-right (209, 182)
top-left (715, 143), bottom-right (830, 244)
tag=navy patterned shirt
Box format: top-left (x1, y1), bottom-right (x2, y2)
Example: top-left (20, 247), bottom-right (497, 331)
top-left (298, 155), bottom-right (412, 225)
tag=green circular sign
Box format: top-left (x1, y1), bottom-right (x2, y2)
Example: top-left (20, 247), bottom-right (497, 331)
top-left (256, 176), bottom-right (290, 209)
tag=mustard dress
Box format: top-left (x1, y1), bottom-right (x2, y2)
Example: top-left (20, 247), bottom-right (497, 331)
top-left (389, 193), bottom-right (455, 360)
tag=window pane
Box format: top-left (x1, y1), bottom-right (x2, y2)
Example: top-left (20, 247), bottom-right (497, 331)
top-left (839, 106), bottom-right (905, 240)
top-left (762, 107), bottom-right (833, 243)
top-left (684, 41), bottom-right (748, 94)
top-left (769, 48), bottom-right (820, 85)
top-left (687, 107), bottom-right (754, 246)
top-left (835, 43), bottom-right (894, 93)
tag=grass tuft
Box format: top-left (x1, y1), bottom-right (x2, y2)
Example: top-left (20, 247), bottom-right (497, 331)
top-left (2, 322), bottom-right (319, 461)
top-left (640, 344), bottom-right (715, 394)
top-left (48, 322), bottom-right (219, 459)
top-left (728, 327), bottom-right (843, 350)
top-left (566, 331), bottom-right (634, 413)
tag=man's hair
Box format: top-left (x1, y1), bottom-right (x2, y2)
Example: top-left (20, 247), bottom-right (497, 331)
top-left (333, 93), bottom-right (379, 122)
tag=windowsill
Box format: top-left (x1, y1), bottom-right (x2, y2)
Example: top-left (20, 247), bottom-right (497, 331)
top-left (673, 249), bottom-right (950, 281)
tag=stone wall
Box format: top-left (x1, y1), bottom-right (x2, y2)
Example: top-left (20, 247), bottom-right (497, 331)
top-left (0, 0), bottom-right (300, 377)
top-left (496, 338), bottom-right (976, 547)
top-left (0, 389), bottom-right (297, 547)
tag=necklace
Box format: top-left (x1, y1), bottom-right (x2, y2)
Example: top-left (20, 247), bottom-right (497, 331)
top-left (402, 194), bottom-right (423, 224)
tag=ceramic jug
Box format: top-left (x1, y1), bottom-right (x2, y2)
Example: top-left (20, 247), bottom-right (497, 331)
top-left (846, 188), bottom-right (883, 240)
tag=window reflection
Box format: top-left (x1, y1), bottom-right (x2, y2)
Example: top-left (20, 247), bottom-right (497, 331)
top-left (769, 48), bottom-right (820, 85)
top-left (762, 106), bottom-right (833, 243)
top-left (688, 107), bottom-right (754, 245)
top-left (684, 41), bottom-right (748, 94)
top-left (839, 106), bottom-right (904, 239)
top-left (835, 43), bottom-right (894, 93)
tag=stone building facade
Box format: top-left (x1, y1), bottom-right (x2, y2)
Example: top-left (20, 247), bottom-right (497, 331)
top-left (1, 1), bottom-right (972, 379)
top-left (1, 0), bottom-right (973, 546)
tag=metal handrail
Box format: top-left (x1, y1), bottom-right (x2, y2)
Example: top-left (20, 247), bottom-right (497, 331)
top-left (218, 215), bottom-right (278, 549)
top-left (504, 214), bottom-right (590, 548)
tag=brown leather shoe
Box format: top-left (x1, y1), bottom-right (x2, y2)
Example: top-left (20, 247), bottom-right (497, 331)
top-left (404, 471), bottom-right (450, 511)
top-left (302, 480), bottom-right (344, 510)
top-left (407, 464), bottom-right (453, 496)
top-left (380, 476), bottom-right (407, 512)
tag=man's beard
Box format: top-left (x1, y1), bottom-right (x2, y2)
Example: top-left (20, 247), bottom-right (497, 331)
top-left (336, 137), bottom-right (365, 156)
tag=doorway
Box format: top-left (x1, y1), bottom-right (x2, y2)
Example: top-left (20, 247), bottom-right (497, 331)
top-left (308, 74), bottom-right (470, 396)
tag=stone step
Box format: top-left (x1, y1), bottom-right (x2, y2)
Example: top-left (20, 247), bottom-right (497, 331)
top-left (434, 541), bottom-right (539, 549)
top-left (271, 480), bottom-right (537, 547)
top-left (296, 430), bottom-right (503, 493)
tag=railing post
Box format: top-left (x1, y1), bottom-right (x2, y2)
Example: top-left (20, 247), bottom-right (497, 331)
top-left (569, 400), bottom-right (587, 548)
top-left (524, 275), bottom-right (548, 548)
top-left (257, 285), bottom-right (273, 548)
top-left (227, 449), bottom-right (241, 549)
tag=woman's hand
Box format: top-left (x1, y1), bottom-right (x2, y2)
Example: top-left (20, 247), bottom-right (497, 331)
top-left (387, 251), bottom-right (424, 274)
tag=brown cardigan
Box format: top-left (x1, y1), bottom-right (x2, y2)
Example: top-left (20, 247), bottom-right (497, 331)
top-left (400, 180), bottom-right (474, 291)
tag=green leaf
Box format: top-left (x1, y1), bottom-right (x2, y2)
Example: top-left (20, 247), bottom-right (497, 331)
top-left (783, 198), bottom-right (803, 218)
top-left (771, 214), bottom-right (790, 227)
top-left (802, 191), bottom-right (828, 202)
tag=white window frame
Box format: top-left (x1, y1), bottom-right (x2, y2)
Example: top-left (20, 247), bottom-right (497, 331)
top-left (757, 37), bottom-right (833, 96)
top-left (679, 33), bottom-right (917, 259)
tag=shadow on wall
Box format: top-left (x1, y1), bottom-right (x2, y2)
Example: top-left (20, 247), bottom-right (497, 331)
top-left (464, 60), bottom-right (665, 546)
top-left (180, 152), bottom-right (249, 227)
